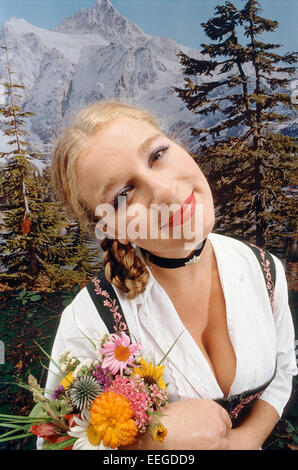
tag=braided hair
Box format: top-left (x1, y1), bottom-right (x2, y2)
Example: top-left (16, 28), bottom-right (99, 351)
top-left (100, 238), bottom-right (149, 299)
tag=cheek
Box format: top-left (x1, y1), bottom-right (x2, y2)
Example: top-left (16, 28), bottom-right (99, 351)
top-left (114, 206), bottom-right (151, 241)
top-left (116, 204), bottom-right (166, 242)
top-left (180, 151), bottom-right (205, 179)
top-left (189, 161), bottom-right (211, 196)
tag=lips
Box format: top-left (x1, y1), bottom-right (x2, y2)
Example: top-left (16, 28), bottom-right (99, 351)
top-left (167, 191), bottom-right (196, 227)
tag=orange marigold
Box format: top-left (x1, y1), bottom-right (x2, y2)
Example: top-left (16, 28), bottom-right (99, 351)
top-left (89, 391), bottom-right (138, 449)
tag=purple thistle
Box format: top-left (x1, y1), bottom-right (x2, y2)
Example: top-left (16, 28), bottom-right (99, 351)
top-left (51, 385), bottom-right (65, 400)
top-left (92, 365), bottom-right (111, 390)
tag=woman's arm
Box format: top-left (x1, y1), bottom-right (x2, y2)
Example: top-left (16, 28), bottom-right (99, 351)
top-left (121, 398), bottom-right (233, 450)
top-left (227, 255), bottom-right (297, 450)
top-left (256, 255), bottom-right (297, 417)
top-left (225, 399), bottom-right (279, 450)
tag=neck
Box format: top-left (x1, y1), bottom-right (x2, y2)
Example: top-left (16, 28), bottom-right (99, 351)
top-left (145, 238), bottom-right (213, 288)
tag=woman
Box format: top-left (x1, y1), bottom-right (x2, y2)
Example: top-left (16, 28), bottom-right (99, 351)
top-left (47, 100), bottom-right (296, 450)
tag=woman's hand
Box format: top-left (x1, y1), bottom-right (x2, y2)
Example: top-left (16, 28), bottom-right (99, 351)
top-left (121, 398), bottom-right (232, 450)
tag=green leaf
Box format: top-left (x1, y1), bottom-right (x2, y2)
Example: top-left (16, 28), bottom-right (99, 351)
top-left (0, 423), bottom-right (32, 440)
top-left (0, 432), bottom-right (33, 443)
top-left (283, 419), bottom-right (295, 433)
top-left (34, 341), bottom-right (64, 376)
top-left (17, 291), bottom-right (27, 298)
top-left (72, 310), bottom-right (96, 348)
top-left (72, 284), bottom-right (80, 295)
top-left (62, 298), bottom-right (72, 307)
top-left (29, 294), bottom-right (42, 301)
top-left (29, 403), bottom-right (50, 420)
top-left (41, 436), bottom-right (76, 450)
top-left (157, 330), bottom-right (185, 366)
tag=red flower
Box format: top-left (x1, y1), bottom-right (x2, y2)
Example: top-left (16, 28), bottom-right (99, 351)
top-left (30, 422), bottom-right (74, 450)
top-left (30, 422), bottom-right (57, 439)
top-left (64, 413), bottom-right (79, 428)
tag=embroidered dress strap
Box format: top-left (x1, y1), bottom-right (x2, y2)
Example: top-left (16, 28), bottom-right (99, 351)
top-left (214, 377), bottom-right (274, 428)
top-left (214, 241), bottom-right (277, 425)
top-left (242, 241), bottom-right (276, 310)
top-left (86, 269), bottom-right (130, 336)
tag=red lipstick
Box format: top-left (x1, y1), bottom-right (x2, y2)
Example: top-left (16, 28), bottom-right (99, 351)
top-left (167, 191), bottom-right (196, 227)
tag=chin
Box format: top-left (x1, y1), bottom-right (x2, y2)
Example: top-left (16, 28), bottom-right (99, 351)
top-left (190, 198), bottom-right (215, 242)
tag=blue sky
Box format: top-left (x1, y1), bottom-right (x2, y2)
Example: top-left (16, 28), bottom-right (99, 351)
top-left (0, 0), bottom-right (297, 53)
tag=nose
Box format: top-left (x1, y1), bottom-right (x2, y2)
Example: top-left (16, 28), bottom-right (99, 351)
top-left (145, 174), bottom-right (178, 205)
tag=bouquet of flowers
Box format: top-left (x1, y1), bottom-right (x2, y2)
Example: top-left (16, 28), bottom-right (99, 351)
top-left (0, 332), bottom-right (170, 450)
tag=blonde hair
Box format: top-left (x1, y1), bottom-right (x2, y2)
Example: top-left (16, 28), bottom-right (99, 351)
top-left (50, 100), bottom-right (163, 299)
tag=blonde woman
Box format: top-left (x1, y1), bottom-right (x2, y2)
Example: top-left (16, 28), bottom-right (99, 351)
top-left (45, 100), bottom-right (296, 450)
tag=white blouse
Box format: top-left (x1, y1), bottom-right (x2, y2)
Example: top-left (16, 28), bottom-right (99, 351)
top-left (45, 232), bottom-right (297, 418)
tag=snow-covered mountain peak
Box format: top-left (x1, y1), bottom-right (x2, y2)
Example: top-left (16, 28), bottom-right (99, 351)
top-left (56, 0), bottom-right (148, 43)
top-left (0, 0), bottom-right (295, 161)
top-left (5, 16), bottom-right (29, 27)
top-left (3, 16), bottom-right (38, 35)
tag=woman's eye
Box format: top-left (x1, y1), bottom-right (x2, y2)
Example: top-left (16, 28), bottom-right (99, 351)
top-left (112, 145), bottom-right (169, 209)
top-left (113, 188), bottom-right (131, 210)
top-left (149, 145), bottom-right (169, 166)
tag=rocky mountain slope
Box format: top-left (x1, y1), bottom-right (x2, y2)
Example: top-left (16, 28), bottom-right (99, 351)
top-left (0, 0), bottom-right (296, 167)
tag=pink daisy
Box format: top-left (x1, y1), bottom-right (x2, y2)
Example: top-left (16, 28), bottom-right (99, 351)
top-left (100, 332), bottom-right (141, 375)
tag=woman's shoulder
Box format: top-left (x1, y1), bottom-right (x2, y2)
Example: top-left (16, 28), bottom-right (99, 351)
top-left (208, 231), bottom-right (284, 279)
top-left (208, 232), bottom-right (286, 292)
top-left (208, 231), bottom-right (260, 260)
top-left (208, 231), bottom-right (280, 261)
top-left (56, 282), bottom-right (111, 338)
top-left (61, 285), bottom-right (96, 318)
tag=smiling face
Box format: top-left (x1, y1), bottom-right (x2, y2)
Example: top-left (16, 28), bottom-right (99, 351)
top-left (75, 116), bottom-right (215, 257)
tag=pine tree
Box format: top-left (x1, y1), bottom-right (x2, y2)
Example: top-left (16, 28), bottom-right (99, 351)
top-left (34, 166), bottom-right (102, 291)
top-left (0, 36), bottom-right (101, 290)
top-left (0, 36), bottom-right (41, 288)
top-left (199, 133), bottom-right (297, 254)
top-left (174, 0), bottom-right (298, 249)
top-left (27, 166), bottom-right (102, 291)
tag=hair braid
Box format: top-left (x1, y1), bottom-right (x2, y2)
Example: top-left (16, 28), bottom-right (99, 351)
top-left (100, 238), bottom-right (149, 300)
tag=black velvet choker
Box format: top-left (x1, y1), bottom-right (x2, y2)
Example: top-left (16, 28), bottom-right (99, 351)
top-left (140, 238), bottom-right (207, 269)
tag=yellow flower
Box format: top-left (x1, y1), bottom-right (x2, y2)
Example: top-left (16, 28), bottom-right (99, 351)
top-left (59, 371), bottom-right (74, 390)
top-left (132, 358), bottom-right (166, 389)
top-left (87, 424), bottom-right (102, 446)
top-left (89, 391), bottom-right (138, 449)
top-left (68, 408), bottom-right (109, 450)
top-left (151, 423), bottom-right (167, 442)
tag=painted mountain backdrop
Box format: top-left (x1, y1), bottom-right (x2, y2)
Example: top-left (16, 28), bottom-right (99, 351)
top-left (0, 0), bottom-right (297, 168)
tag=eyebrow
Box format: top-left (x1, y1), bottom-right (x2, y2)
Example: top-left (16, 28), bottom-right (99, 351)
top-left (100, 132), bottom-right (164, 200)
top-left (138, 132), bottom-right (164, 158)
